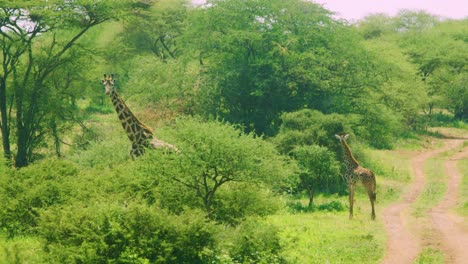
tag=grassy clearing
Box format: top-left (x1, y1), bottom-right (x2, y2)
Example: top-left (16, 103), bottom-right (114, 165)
top-left (267, 210), bottom-right (384, 264)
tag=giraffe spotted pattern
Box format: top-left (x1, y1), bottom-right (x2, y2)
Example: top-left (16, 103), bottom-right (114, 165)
top-left (335, 134), bottom-right (377, 220)
top-left (101, 74), bottom-right (177, 158)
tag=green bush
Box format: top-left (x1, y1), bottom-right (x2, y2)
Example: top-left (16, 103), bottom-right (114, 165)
top-left (84, 103), bottom-right (114, 115)
top-left (274, 109), bottom-right (352, 155)
top-left (138, 117), bottom-right (296, 221)
top-left (0, 236), bottom-right (46, 264)
top-left (291, 145), bottom-right (342, 205)
top-left (229, 217), bottom-right (285, 264)
top-left (287, 199), bottom-right (346, 213)
top-left (212, 183), bottom-right (282, 225)
top-left (316, 200), bottom-right (346, 212)
top-left (69, 136), bottom-right (130, 169)
top-left (0, 159), bottom-right (78, 237)
top-left (38, 202), bottom-right (217, 263)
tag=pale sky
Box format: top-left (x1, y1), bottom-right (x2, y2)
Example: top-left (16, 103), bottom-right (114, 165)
top-left (192, 0), bottom-right (468, 21)
top-left (314, 0), bottom-right (467, 21)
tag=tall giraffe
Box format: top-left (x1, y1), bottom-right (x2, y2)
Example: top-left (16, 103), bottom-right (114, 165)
top-left (335, 134), bottom-right (376, 220)
top-left (101, 74), bottom-right (177, 157)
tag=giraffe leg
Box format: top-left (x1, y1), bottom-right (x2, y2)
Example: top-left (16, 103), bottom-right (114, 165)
top-left (348, 184), bottom-right (355, 220)
top-left (367, 188), bottom-right (376, 220)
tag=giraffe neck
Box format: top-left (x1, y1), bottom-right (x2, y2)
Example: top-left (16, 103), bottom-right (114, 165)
top-left (341, 140), bottom-right (360, 170)
top-left (109, 90), bottom-right (154, 145)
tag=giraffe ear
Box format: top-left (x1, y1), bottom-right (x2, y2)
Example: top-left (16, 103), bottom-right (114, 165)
top-left (335, 134), bottom-right (341, 140)
top-left (344, 134), bottom-right (349, 140)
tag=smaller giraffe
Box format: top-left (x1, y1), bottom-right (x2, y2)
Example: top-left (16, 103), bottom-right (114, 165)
top-left (101, 74), bottom-right (177, 158)
top-left (335, 134), bottom-right (376, 220)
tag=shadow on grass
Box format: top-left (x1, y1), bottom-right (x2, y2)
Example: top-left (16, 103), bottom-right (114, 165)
top-left (288, 200), bottom-right (346, 213)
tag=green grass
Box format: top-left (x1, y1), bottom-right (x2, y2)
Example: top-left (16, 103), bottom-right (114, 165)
top-left (428, 126), bottom-right (468, 138)
top-left (267, 210), bottom-right (384, 264)
top-left (414, 248), bottom-right (445, 264)
top-left (359, 147), bottom-right (413, 207)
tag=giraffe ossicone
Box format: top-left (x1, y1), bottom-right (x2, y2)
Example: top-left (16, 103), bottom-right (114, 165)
top-left (335, 134), bottom-right (376, 220)
top-left (101, 74), bottom-right (178, 158)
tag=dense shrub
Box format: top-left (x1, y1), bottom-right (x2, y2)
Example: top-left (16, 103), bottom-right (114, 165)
top-left (274, 109), bottom-right (352, 155)
top-left (69, 136), bottom-right (130, 169)
top-left (0, 159), bottom-right (78, 237)
top-left (212, 183), bottom-right (282, 225)
top-left (38, 202), bottom-right (217, 263)
top-left (228, 217), bottom-right (285, 264)
top-left (288, 200), bottom-right (346, 213)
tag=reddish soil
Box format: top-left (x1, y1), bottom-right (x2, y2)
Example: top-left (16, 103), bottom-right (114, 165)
top-left (381, 139), bottom-right (468, 264)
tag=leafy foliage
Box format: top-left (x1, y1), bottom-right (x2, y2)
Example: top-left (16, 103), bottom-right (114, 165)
top-left (138, 117), bottom-right (296, 221)
top-left (38, 203), bottom-right (217, 263)
top-left (274, 109), bottom-right (352, 154)
top-left (228, 217), bottom-right (285, 263)
top-left (0, 159), bottom-right (78, 237)
top-left (292, 145), bottom-right (341, 206)
top-left (187, 0), bottom-right (385, 136)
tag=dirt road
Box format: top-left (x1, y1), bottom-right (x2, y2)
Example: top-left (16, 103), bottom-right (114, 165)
top-left (429, 143), bottom-right (468, 263)
top-left (381, 139), bottom-right (467, 264)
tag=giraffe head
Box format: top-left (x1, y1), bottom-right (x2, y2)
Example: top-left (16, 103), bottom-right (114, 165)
top-left (335, 134), bottom-right (349, 142)
top-left (101, 73), bottom-right (115, 94)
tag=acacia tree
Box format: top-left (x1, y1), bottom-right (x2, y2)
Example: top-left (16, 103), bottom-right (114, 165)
top-left (292, 145), bottom-right (340, 207)
top-left (186, 0), bottom-right (385, 137)
top-left (120, 0), bottom-right (188, 62)
top-left (141, 117), bottom-right (296, 219)
top-left (0, 0), bottom-right (135, 166)
top-left (403, 19), bottom-right (468, 120)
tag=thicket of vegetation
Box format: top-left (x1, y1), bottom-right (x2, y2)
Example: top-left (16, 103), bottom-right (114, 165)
top-left (0, 0), bottom-right (466, 262)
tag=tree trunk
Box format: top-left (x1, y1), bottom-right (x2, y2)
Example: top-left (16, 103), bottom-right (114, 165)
top-left (15, 90), bottom-right (30, 167)
top-left (308, 186), bottom-right (315, 208)
top-left (51, 121), bottom-right (61, 157)
top-left (0, 80), bottom-right (11, 161)
top-left (454, 105), bottom-right (467, 120)
top-left (15, 131), bottom-right (29, 167)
